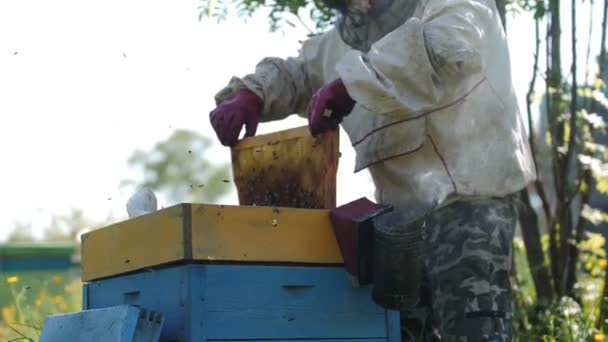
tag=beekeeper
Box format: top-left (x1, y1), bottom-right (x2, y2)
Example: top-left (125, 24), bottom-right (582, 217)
top-left (209, 0), bottom-right (536, 340)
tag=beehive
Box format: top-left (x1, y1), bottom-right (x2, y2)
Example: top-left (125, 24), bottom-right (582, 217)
top-left (79, 204), bottom-right (401, 342)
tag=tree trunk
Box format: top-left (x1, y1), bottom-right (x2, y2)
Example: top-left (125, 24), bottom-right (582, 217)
top-left (585, 0), bottom-right (595, 109)
top-left (567, 171), bottom-right (591, 300)
top-left (602, 0), bottom-right (608, 68)
top-left (520, 190), bottom-right (555, 300)
top-left (562, 0), bottom-right (580, 297)
top-left (496, 0), bottom-right (507, 30)
top-left (598, 0), bottom-right (608, 322)
top-left (524, 14), bottom-right (556, 300)
top-left (546, 0), bottom-right (565, 296)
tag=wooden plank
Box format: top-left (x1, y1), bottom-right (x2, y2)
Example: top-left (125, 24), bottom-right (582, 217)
top-left (85, 265), bottom-right (393, 341)
top-left (0, 243), bottom-right (74, 258)
top-left (81, 204), bottom-right (343, 281)
top-left (190, 204), bottom-right (343, 264)
top-left (40, 305), bottom-right (164, 342)
top-left (231, 126), bottom-right (314, 150)
top-left (230, 126), bottom-right (339, 209)
top-left (80, 204), bottom-right (188, 282)
top-left (84, 266), bottom-right (195, 342)
top-left (0, 257), bottom-right (72, 272)
top-left (386, 309), bottom-right (402, 342)
top-left (204, 265), bottom-right (387, 339)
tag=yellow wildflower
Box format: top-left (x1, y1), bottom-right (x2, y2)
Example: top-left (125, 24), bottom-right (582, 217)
top-left (35, 299), bottom-right (43, 308)
top-left (595, 333), bottom-right (605, 342)
top-left (53, 276), bottom-right (62, 284)
top-left (600, 259), bottom-right (607, 269)
top-left (53, 296), bottom-right (65, 306)
top-left (6, 276), bottom-right (18, 284)
top-left (1, 305), bottom-right (16, 322)
top-left (37, 288), bottom-right (47, 303)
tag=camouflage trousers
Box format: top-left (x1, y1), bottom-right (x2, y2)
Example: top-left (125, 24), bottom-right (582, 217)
top-left (400, 195), bottom-right (518, 342)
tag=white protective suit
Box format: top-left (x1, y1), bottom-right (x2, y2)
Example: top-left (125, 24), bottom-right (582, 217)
top-left (215, 0), bottom-right (537, 209)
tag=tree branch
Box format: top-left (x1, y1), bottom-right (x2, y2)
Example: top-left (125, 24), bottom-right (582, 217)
top-left (496, 0), bottom-right (507, 30)
top-left (600, 0), bottom-right (608, 81)
top-left (520, 190), bottom-right (555, 300)
top-left (597, 0), bottom-right (608, 329)
top-left (295, 12), bottom-right (315, 35)
top-left (522, 11), bottom-right (556, 300)
top-left (585, 0), bottom-right (595, 100)
top-left (560, 0), bottom-right (579, 296)
top-left (527, 16), bottom-right (553, 223)
top-left (566, 170), bottom-right (592, 299)
top-left (565, 0), bottom-right (579, 183)
top-left (547, 0), bottom-right (564, 294)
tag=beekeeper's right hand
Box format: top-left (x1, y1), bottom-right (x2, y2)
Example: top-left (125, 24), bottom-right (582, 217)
top-left (209, 88), bottom-right (263, 146)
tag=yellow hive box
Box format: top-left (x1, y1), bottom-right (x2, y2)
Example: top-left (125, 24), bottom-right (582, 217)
top-left (81, 204), bottom-right (343, 282)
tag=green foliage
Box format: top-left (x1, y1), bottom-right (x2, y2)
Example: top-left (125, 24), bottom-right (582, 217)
top-left (510, 0), bottom-right (547, 19)
top-left (0, 273), bottom-right (81, 342)
top-left (582, 204), bottom-right (608, 225)
top-left (199, 0), bottom-right (335, 33)
top-left (121, 129), bottom-right (231, 204)
top-left (42, 210), bottom-right (106, 243)
top-left (5, 209), bottom-right (113, 244)
top-left (580, 233), bottom-right (606, 279)
top-left (6, 224), bottom-right (35, 243)
top-left (513, 234), bottom-right (606, 341)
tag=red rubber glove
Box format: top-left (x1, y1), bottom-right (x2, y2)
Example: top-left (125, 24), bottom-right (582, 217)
top-left (209, 88), bottom-right (263, 146)
top-left (307, 78), bottom-right (356, 136)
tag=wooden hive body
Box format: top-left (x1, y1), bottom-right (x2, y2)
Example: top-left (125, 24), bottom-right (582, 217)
top-left (80, 204), bottom-right (400, 341)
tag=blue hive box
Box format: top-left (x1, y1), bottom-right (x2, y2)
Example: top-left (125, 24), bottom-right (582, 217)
top-left (84, 264), bottom-right (400, 342)
top-left (79, 204), bottom-right (401, 342)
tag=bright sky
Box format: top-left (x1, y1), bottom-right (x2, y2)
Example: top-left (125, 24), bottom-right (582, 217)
top-left (0, 0), bottom-right (603, 241)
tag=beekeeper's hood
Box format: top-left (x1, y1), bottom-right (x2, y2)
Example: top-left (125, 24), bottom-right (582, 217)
top-left (326, 0), bottom-right (421, 51)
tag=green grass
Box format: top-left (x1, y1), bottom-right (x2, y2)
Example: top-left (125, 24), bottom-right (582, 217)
top-left (1, 236), bottom-right (608, 341)
top-left (0, 270), bottom-right (81, 342)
